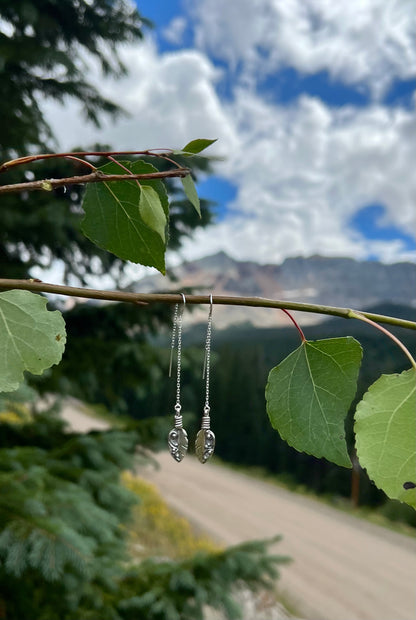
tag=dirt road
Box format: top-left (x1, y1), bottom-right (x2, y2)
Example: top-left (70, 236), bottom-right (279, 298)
top-left (139, 452), bottom-right (416, 620)
top-left (63, 404), bottom-right (416, 620)
top-left (60, 400), bottom-right (110, 432)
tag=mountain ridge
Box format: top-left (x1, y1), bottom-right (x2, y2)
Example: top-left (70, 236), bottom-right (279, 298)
top-left (133, 252), bottom-right (416, 328)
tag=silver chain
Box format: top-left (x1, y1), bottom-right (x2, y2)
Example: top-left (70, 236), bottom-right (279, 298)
top-left (175, 305), bottom-right (183, 410)
top-left (169, 303), bottom-right (179, 379)
top-left (169, 296), bottom-right (185, 411)
top-left (202, 298), bottom-right (213, 412)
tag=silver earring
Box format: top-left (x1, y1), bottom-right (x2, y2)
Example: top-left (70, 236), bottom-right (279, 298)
top-left (168, 294), bottom-right (188, 462)
top-left (195, 294), bottom-right (215, 463)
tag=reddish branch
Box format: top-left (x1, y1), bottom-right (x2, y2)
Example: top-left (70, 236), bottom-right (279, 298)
top-left (0, 149), bottom-right (179, 173)
top-left (0, 168), bottom-right (190, 194)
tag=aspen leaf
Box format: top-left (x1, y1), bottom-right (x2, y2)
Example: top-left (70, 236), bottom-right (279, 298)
top-left (81, 161), bottom-right (168, 274)
top-left (139, 185), bottom-right (167, 242)
top-left (355, 369), bottom-right (416, 507)
top-left (179, 138), bottom-right (217, 155)
top-left (265, 337), bottom-right (362, 467)
top-left (181, 174), bottom-right (201, 216)
top-left (0, 290), bottom-right (66, 392)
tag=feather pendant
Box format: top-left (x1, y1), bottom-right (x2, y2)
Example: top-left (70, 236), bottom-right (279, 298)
top-left (195, 428), bottom-right (215, 464)
top-left (168, 427), bottom-right (188, 462)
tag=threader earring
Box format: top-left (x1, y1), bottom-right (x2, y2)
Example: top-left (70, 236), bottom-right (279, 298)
top-left (168, 294), bottom-right (188, 462)
top-left (195, 295), bottom-right (215, 463)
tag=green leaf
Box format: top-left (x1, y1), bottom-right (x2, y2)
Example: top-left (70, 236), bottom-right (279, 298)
top-left (354, 369), bottom-right (416, 507)
top-left (0, 290), bottom-right (66, 392)
top-left (179, 138), bottom-right (217, 155)
top-left (181, 174), bottom-right (201, 216)
top-left (81, 161), bottom-right (169, 274)
top-left (139, 185), bottom-right (167, 242)
top-left (265, 337), bottom-right (363, 467)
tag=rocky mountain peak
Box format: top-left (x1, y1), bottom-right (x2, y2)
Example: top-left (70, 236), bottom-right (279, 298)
top-left (133, 253), bottom-right (416, 329)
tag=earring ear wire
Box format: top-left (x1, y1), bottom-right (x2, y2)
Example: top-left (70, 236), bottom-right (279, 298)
top-left (167, 293), bottom-right (188, 462)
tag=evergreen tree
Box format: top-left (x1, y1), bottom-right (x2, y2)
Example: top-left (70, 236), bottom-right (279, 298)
top-left (0, 0), bottom-right (141, 278)
top-left (0, 0), bottom-right (149, 158)
top-left (0, 1), bottom-right (213, 281)
top-left (0, 392), bottom-right (289, 619)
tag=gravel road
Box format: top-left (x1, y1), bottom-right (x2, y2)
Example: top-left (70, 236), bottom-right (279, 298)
top-left (139, 452), bottom-right (416, 620)
top-left (63, 403), bottom-right (416, 620)
top-left (60, 400), bottom-right (110, 432)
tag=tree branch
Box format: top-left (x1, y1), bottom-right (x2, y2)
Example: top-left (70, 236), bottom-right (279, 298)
top-left (0, 168), bottom-right (190, 195)
top-left (349, 311), bottom-right (416, 369)
top-left (0, 279), bottom-right (415, 331)
top-left (0, 149), bottom-right (177, 173)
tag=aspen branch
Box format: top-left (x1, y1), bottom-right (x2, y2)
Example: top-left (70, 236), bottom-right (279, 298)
top-left (0, 149), bottom-right (178, 173)
top-left (0, 279), bottom-right (415, 331)
top-left (0, 168), bottom-right (190, 195)
top-left (349, 311), bottom-right (416, 369)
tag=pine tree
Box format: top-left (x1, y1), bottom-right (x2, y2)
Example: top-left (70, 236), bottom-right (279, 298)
top-left (0, 0), bottom-right (149, 159)
top-left (0, 1), bottom-right (213, 281)
top-left (0, 392), bottom-right (289, 620)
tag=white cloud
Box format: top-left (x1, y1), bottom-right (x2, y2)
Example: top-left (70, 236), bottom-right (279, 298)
top-left (178, 93), bottom-right (416, 264)
top-left (43, 39), bottom-right (236, 155)
top-left (163, 16), bottom-right (187, 45)
top-left (190, 0), bottom-right (416, 99)
top-left (42, 37), bottom-right (416, 270)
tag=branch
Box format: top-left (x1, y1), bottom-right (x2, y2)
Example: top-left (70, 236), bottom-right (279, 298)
top-left (0, 169), bottom-right (190, 195)
top-left (1, 279), bottom-right (415, 331)
top-left (349, 311), bottom-right (416, 369)
top-left (0, 149), bottom-right (177, 173)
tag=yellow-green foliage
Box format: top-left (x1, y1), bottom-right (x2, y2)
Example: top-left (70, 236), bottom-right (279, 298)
top-left (0, 403), bottom-right (31, 425)
top-left (122, 471), bottom-right (221, 560)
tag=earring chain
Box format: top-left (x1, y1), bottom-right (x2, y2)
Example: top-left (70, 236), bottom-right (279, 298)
top-left (175, 304), bottom-right (183, 410)
top-left (203, 303), bottom-right (213, 411)
top-left (169, 303), bottom-right (179, 379)
top-left (169, 302), bottom-right (184, 410)
top-left (168, 295), bottom-right (188, 462)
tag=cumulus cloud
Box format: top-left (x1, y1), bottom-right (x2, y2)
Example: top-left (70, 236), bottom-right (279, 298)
top-left (163, 17), bottom-right (188, 45)
top-left (190, 0), bottom-right (416, 99)
top-left (42, 35), bottom-right (416, 268)
top-left (178, 93), bottom-right (416, 264)
top-left (43, 39), bottom-right (236, 155)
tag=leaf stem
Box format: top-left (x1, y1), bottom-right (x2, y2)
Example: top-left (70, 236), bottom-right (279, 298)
top-left (106, 156), bottom-right (141, 190)
top-left (280, 309), bottom-right (306, 342)
top-left (63, 155), bottom-right (96, 170)
top-left (349, 311), bottom-right (416, 369)
top-left (157, 153), bottom-right (184, 169)
top-left (0, 279), bottom-right (415, 331)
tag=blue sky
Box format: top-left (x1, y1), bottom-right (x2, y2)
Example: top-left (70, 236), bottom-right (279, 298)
top-left (45, 0), bottom-right (416, 266)
top-left (139, 0), bottom-right (416, 264)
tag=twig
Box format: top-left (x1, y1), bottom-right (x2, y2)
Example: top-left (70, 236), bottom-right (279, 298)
top-left (0, 169), bottom-right (190, 195)
top-left (1, 279), bottom-right (415, 331)
top-left (349, 311), bottom-right (416, 369)
top-left (0, 149), bottom-right (175, 173)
